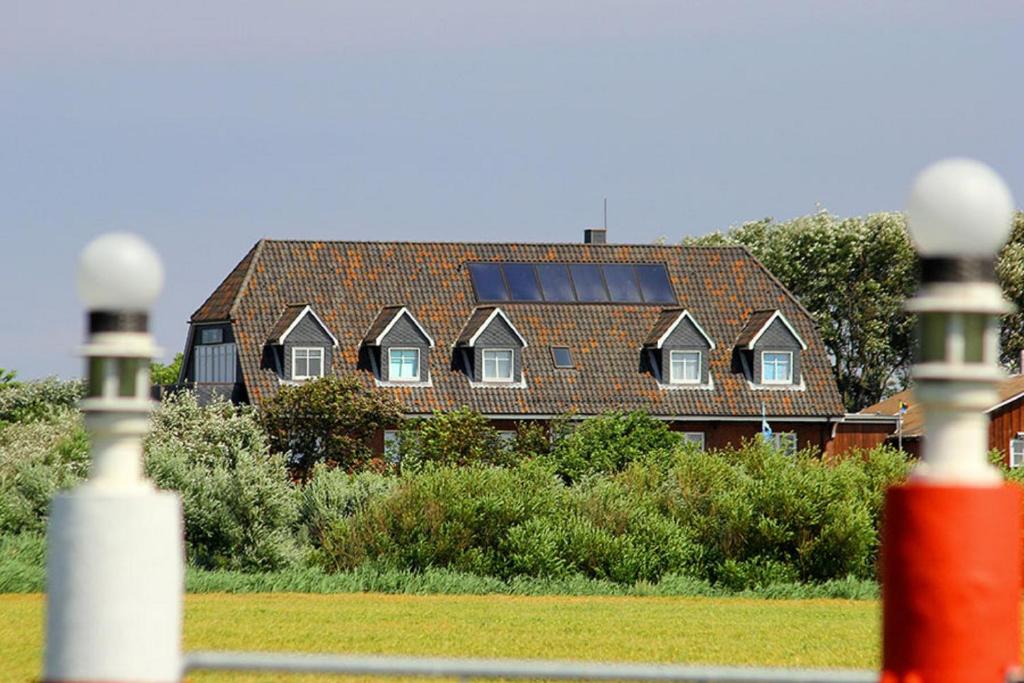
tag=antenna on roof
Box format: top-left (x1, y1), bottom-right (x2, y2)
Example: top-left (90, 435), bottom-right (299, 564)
top-left (603, 197), bottom-right (608, 230)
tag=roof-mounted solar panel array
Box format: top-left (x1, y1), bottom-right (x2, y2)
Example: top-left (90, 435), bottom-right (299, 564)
top-left (468, 262), bottom-right (676, 304)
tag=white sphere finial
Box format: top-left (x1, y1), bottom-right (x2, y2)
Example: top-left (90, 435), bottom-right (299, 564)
top-left (906, 158), bottom-right (1015, 257)
top-left (76, 233), bottom-right (164, 312)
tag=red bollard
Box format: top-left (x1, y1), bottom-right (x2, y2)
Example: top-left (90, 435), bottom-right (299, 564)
top-left (881, 483), bottom-right (1022, 683)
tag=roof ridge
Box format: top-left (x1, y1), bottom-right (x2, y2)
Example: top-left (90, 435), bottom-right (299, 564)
top-left (228, 239), bottom-right (266, 321)
top-left (259, 238), bottom-right (747, 249)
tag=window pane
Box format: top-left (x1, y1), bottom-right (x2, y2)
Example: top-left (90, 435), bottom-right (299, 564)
top-left (536, 264), bottom-right (575, 301)
top-left (308, 352), bottom-right (322, 377)
top-left (551, 347), bottom-right (573, 368)
top-left (87, 357), bottom-right (105, 397)
top-left (919, 313), bottom-right (946, 363)
top-left (670, 350), bottom-right (700, 382)
top-left (636, 265), bottom-right (676, 303)
top-left (763, 352), bottom-right (791, 382)
top-left (964, 314), bottom-right (986, 363)
top-left (195, 344), bottom-right (237, 382)
top-left (503, 264), bottom-right (542, 301)
top-left (118, 358), bottom-right (141, 397)
top-left (200, 328), bottom-right (224, 344)
top-left (602, 265), bottom-right (643, 302)
top-left (484, 349), bottom-right (513, 380)
top-left (468, 264), bottom-right (508, 301)
top-left (390, 349), bottom-right (419, 380)
top-left (569, 264), bottom-right (609, 302)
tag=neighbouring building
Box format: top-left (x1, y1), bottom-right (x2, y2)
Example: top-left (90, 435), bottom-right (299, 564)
top-left (179, 229), bottom-right (855, 454)
top-left (859, 374), bottom-right (1024, 466)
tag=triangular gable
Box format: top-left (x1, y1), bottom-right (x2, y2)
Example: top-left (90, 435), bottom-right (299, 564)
top-left (270, 304), bottom-right (339, 348)
top-left (737, 310), bottom-right (807, 351)
top-left (362, 306), bottom-right (436, 348)
top-left (650, 309), bottom-right (715, 350)
top-left (456, 307), bottom-right (528, 348)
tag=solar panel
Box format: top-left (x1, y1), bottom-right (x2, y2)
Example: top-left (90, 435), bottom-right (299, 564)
top-left (469, 262), bottom-right (675, 304)
top-left (569, 264), bottom-right (609, 302)
top-left (536, 264), bottom-right (575, 302)
top-left (468, 263), bottom-right (508, 301)
top-left (635, 264), bottom-right (676, 303)
top-left (504, 263), bottom-right (543, 301)
top-left (602, 264), bottom-right (643, 302)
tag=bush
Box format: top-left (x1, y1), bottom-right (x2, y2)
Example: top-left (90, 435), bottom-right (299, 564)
top-left (0, 407), bottom-right (89, 535)
top-left (145, 392), bottom-right (301, 571)
top-left (545, 411), bottom-right (681, 482)
top-left (0, 376), bottom-right (83, 427)
top-left (261, 376), bottom-right (404, 477)
top-left (397, 408), bottom-right (516, 471)
top-left (298, 465), bottom-right (395, 552)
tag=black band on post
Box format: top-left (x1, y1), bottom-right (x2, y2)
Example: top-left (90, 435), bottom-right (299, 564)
top-left (920, 257), bottom-right (996, 284)
top-left (88, 311), bottom-right (149, 334)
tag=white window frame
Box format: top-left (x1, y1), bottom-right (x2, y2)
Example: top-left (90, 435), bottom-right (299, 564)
top-left (482, 348), bottom-right (515, 382)
top-left (388, 347), bottom-right (421, 382)
top-left (761, 351), bottom-right (794, 385)
top-left (383, 430), bottom-right (401, 462)
top-left (682, 432), bottom-right (705, 450)
top-left (669, 350), bottom-right (702, 384)
top-left (292, 347), bottom-right (325, 380)
top-left (1010, 437), bottom-right (1024, 468)
top-left (771, 432), bottom-right (798, 455)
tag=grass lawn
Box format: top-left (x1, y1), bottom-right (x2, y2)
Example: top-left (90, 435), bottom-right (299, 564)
top-left (1, 593), bottom-right (879, 682)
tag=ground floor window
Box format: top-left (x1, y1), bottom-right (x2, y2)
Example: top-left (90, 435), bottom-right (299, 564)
top-left (770, 432), bottom-right (798, 455)
top-left (1010, 437), bottom-right (1024, 468)
top-left (384, 430), bottom-right (401, 463)
top-left (681, 432), bottom-right (705, 450)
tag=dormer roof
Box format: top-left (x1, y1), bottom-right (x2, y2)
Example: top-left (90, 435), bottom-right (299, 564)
top-left (267, 303), bottom-right (339, 348)
top-left (643, 308), bottom-right (716, 349)
top-left (735, 310), bottom-right (808, 350)
top-left (362, 305), bottom-right (436, 347)
top-left (455, 307), bottom-right (528, 348)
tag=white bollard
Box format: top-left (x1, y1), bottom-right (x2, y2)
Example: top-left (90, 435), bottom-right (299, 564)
top-left (44, 234), bottom-right (184, 682)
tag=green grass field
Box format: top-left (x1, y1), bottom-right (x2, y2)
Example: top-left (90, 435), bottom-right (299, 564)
top-left (1, 593), bottom-right (879, 682)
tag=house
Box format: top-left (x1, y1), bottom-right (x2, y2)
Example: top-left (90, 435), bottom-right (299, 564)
top-left (179, 229), bottom-right (849, 453)
top-left (859, 374), bottom-right (1024, 466)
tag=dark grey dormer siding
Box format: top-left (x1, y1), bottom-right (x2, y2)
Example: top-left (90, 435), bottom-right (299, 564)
top-left (659, 315), bottom-right (712, 384)
top-left (751, 317), bottom-right (803, 385)
top-left (282, 314), bottom-right (334, 381)
top-left (379, 312), bottom-right (431, 382)
top-left (472, 315), bottom-right (524, 383)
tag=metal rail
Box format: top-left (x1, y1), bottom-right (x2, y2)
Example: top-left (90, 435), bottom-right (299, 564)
top-left (184, 651), bottom-right (877, 682)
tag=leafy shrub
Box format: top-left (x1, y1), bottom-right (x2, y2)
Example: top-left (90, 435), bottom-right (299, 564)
top-left (261, 375), bottom-right (404, 477)
top-left (145, 392), bottom-right (301, 571)
top-left (545, 411), bottom-right (681, 482)
top-left (0, 407), bottom-right (89, 535)
top-left (397, 407), bottom-right (516, 471)
top-left (298, 465), bottom-right (395, 551)
top-left (0, 376), bottom-right (83, 427)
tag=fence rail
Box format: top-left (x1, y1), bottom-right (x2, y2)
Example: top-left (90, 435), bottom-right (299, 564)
top-left (184, 652), bottom-right (877, 683)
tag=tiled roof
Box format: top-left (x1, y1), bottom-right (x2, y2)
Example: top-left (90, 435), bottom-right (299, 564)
top-left (363, 306), bottom-right (406, 345)
top-left (861, 374), bottom-right (1024, 438)
top-left (191, 241), bottom-right (262, 322)
top-left (642, 308), bottom-right (684, 347)
top-left (734, 310), bottom-right (777, 348)
top-left (266, 304), bottom-right (310, 343)
top-left (197, 239), bottom-right (844, 418)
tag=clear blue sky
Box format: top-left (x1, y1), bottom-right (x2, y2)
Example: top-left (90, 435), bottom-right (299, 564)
top-left (2, 1), bottom-right (1021, 379)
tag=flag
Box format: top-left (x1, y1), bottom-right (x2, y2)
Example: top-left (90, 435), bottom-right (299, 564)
top-left (898, 401), bottom-right (908, 415)
top-left (761, 402), bottom-right (772, 441)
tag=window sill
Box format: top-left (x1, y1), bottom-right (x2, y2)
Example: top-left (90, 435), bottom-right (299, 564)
top-left (658, 375), bottom-right (714, 391)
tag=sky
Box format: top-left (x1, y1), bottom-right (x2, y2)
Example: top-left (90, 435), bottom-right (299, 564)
top-left (2, 1), bottom-right (1022, 379)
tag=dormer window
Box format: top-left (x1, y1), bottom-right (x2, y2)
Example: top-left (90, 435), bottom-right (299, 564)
top-left (761, 351), bottom-right (793, 384)
top-left (734, 310), bottom-right (807, 388)
top-left (669, 350), bottom-right (702, 384)
top-left (292, 347), bottom-right (324, 380)
top-left (361, 306), bottom-right (435, 385)
top-left (483, 349), bottom-right (515, 382)
top-left (643, 308), bottom-right (714, 388)
top-left (388, 348), bottom-right (421, 382)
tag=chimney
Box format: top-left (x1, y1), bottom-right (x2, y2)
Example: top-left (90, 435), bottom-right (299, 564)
top-left (584, 228), bottom-right (607, 245)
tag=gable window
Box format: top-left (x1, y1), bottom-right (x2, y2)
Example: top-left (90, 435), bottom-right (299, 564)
top-left (761, 351), bottom-right (793, 384)
top-left (1011, 437), bottom-right (1024, 468)
top-left (483, 349), bottom-right (514, 382)
top-left (292, 347), bottom-right (324, 380)
top-left (199, 328), bottom-right (224, 344)
top-left (194, 343), bottom-right (237, 383)
top-left (551, 346), bottom-right (573, 368)
top-left (669, 350), bottom-right (701, 384)
top-left (389, 348), bottom-right (420, 382)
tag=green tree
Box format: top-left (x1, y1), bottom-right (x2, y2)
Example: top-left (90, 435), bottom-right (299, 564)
top-left (397, 407), bottom-right (514, 472)
top-left (150, 353), bottom-right (183, 386)
top-left (684, 211), bottom-right (918, 411)
top-left (996, 212), bottom-right (1024, 370)
top-left (261, 375), bottom-right (404, 478)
